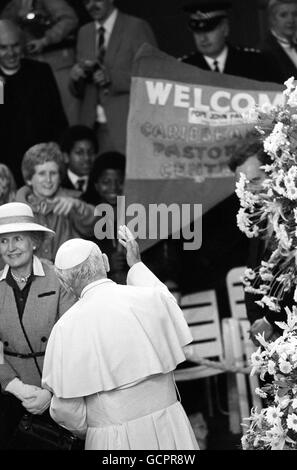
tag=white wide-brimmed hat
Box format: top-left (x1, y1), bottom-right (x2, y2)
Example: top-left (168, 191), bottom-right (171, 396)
top-left (0, 202), bottom-right (55, 235)
top-left (55, 238), bottom-right (99, 270)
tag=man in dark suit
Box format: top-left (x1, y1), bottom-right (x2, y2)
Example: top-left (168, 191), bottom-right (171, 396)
top-left (0, 19), bottom-right (68, 186)
top-left (181, 0), bottom-right (280, 83)
top-left (260, 0), bottom-right (297, 85)
top-left (69, 0), bottom-right (157, 156)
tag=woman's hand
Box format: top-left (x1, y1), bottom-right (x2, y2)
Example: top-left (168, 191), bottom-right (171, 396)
top-left (5, 378), bottom-right (40, 401)
top-left (51, 197), bottom-right (84, 216)
top-left (118, 225), bottom-right (141, 268)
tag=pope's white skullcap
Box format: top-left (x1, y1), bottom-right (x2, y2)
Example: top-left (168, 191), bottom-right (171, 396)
top-left (55, 238), bottom-right (99, 270)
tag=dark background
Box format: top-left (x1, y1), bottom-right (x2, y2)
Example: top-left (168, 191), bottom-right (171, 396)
top-left (0, 0), bottom-right (272, 57)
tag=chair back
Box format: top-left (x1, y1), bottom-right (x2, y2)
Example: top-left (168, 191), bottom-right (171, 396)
top-left (239, 319), bottom-right (262, 411)
top-left (226, 266), bottom-right (247, 320)
top-left (175, 290), bottom-right (224, 380)
top-left (222, 318), bottom-right (262, 434)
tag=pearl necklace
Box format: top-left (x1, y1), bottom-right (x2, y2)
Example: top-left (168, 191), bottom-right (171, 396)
top-left (11, 271), bottom-right (31, 284)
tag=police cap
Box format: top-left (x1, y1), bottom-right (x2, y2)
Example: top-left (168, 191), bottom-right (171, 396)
top-left (183, 1), bottom-right (232, 32)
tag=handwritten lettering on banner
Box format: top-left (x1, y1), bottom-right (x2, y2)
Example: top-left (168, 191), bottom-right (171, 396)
top-left (127, 78), bottom-right (284, 180)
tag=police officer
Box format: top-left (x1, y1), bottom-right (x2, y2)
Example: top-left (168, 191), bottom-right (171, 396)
top-left (181, 0), bottom-right (280, 82)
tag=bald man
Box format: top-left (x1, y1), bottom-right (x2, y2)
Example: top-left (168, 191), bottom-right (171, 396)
top-left (0, 20), bottom-right (67, 186)
top-left (0, 0), bottom-right (79, 124)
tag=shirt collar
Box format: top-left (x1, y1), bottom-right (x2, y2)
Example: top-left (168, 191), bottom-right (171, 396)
top-left (67, 169), bottom-right (88, 186)
top-left (204, 46), bottom-right (228, 71)
top-left (0, 255), bottom-right (45, 281)
top-left (80, 278), bottom-right (114, 298)
top-left (0, 65), bottom-right (20, 76)
top-left (96, 8), bottom-right (118, 35)
top-left (271, 29), bottom-right (292, 48)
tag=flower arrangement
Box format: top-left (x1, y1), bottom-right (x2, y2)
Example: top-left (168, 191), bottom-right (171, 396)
top-left (237, 79), bottom-right (297, 449)
top-left (242, 307), bottom-right (297, 450)
top-left (236, 77), bottom-right (297, 312)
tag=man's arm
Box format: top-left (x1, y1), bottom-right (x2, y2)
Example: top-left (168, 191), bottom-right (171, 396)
top-left (69, 25), bottom-right (90, 98)
top-left (50, 395), bottom-right (87, 439)
top-left (42, 0), bottom-right (79, 45)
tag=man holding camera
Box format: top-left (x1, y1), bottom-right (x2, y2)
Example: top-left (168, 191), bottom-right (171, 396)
top-left (69, 0), bottom-right (157, 156)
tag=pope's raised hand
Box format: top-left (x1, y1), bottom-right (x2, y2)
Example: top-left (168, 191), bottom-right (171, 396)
top-left (118, 225), bottom-right (141, 268)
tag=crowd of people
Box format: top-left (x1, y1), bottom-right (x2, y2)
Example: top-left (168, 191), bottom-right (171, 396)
top-left (0, 0), bottom-right (296, 451)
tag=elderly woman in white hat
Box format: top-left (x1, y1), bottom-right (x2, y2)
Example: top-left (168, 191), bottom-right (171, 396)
top-left (0, 202), bottom-right (76, 449)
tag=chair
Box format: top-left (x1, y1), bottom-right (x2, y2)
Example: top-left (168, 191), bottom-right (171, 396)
top-left (175, 290), bottom-right (225, 381)
top-left (240, 319), bottom-right (262, 412)
top-left (226, 266), bottom-right (247, 320)
top-left (222, 317), bottom-right (262, 435)
top-left (225, 267), bottom-right (264, 433)
top-left (174, 290), bottom-right (225, 417)
top-left (226, 266), bottom-right (262, 406)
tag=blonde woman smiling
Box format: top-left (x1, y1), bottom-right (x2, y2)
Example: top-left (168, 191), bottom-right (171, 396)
top-left (16, 142), bottom-right (96, 262)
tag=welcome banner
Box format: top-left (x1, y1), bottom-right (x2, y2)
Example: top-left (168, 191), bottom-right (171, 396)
top-left (125, 44), bottom-right (284, 252)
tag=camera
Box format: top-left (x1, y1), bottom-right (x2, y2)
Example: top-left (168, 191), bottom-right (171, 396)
top-left (81, 60), bottom-right (111, 88)
top-left (82, 60), bottom-right (101, 82)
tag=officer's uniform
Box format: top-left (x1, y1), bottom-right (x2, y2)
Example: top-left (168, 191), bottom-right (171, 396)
top-left (181, 1), bottom-right (280, 82)
top-left (181, 45), bottom-right (281, 83)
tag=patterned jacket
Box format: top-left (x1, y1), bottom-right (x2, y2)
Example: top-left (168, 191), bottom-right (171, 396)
top-left (16, 185), bottom-right (96, 262)
top-left (0, 256), bottom-right (75, 388)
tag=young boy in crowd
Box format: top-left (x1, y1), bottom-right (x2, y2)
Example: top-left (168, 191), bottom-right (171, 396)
top-left (59, 125), bottom-right (99, 204)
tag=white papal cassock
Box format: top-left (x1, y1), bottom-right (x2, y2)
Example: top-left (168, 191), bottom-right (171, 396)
top-left (42, 262), bottom-right (199, 450)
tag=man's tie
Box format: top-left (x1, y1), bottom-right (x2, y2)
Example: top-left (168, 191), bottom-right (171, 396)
top-left (213, 59), bottom-right (220, 72)
top-left (97, 25), bottom-right (106, 63)
top-left (76, 178), bottom-right (85, 192)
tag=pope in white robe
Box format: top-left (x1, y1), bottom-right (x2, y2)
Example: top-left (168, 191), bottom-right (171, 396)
top-left (42, 226), bottom-right (199, 450)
